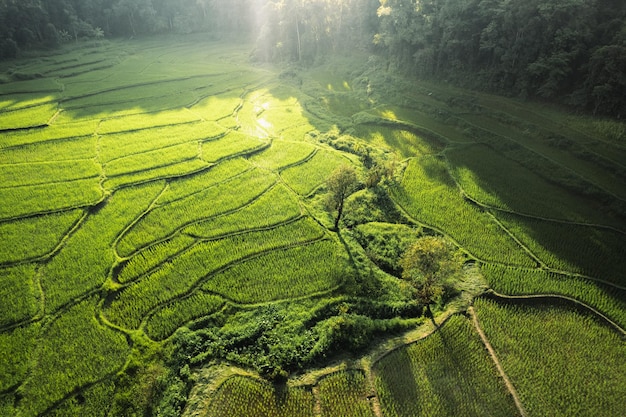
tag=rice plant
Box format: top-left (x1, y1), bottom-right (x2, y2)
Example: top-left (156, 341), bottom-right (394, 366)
top-left (0, 322), bottom-right (41, 392)
top-left (144, 292), bottom-right (225, 341)
top-left (0, 178), bottom-right (103, 220)
top-left (206, 375), bottom-right (315, 417)
top-left (318, 370), bottom-right (374, 417)
top-left (0, 159), bottom-right (101, 188)
top-left (16, 297), bottom-right (129, 417)
top-left (116, 168), bottom-right (275, 256)
top-left (0, 264), bottom-right (40, 326)
top-left (185, 184), bottom-right (302, 239)
top-left (98, 121), bottom-right (225, 163)
top-left (391, 156), bottom-right (535, 266)
top-left (249, 139), bottom-right (316, 171)
top-left (281, 149), bottom-right (349, 195)
top-left (474, 297), bottom-right (626, 417)
top-left (373, 314), bottom-right (518, 417)
top-left (107, 216), bottom-right (327, 329)
top-left (40, 181), bottom-right (163, 312)
top-left (482, 264), bottom-right (626, 330)
top-left (201, 131), bottom-right (268, 163)
top-left (0, 209), bottom-right (83, 264)
top-left (204, 239), bottom-right (347, 304)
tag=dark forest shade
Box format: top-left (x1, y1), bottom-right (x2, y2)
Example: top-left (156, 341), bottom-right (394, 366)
top-left (1, 0), bottom-right (625, 116)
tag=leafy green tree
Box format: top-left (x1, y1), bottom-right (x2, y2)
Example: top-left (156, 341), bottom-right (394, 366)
top-left (400, 236), bottom-right (463, 325)
top-left (326, 165), bottom-right (359, 231)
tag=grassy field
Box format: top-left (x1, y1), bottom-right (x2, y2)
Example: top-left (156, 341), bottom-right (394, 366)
top-left (0, 35), bottom-right (624, 416)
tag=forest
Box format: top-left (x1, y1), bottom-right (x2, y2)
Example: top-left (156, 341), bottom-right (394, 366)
top-left (1, 0), bottom-right (625, 117)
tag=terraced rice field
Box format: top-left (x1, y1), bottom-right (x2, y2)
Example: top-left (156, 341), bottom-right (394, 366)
top-left (1, 36), bottom-right (625, 417)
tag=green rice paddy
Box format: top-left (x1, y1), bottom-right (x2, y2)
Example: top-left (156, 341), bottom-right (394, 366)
top-left (0, 36), bottom-right (624, 416)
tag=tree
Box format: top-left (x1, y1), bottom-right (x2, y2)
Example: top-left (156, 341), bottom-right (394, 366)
top-left (400, 236), bottom-right (463, 325)
top-left (326, 165), bottom-right (359, 231)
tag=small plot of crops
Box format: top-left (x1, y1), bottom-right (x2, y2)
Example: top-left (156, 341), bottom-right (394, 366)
top-left (0, 121), bottom-right (99, 149)
top-left (249, 139), bottom-right (316, 171)
top-left (374, 314), bottom-right (518, 417)
top-left (158, 157), bottom-right (251, 204)
top-left (104, 142), bottom-right (199, 177)
top-left (0, 93), bottom-right (59, 112)
top-left (475, 298), bottom-right (626, 417)
top-left (0, 102), bottom-right (58, 130)
top-left (482, 264), bottom-right (626, 330)
top-left (353, 125), bottom-right (442, 158)
top-left (201, 130), bottom-right (268, 163)
top-left (318, 370), bottom-right (374, 417)
top-left (392, 156), bottom-right (534, 266)
top-left (41, 181), bottom-right (164, 312)
top-left (0, 209), bottom-right (82, 264)
top-left (205, 375), bottom-right (315, 417)
top-left (204, 238), bottom-right (347, 304)
top-left (281, 149), bottom-right (349, 195)
top-left (0, 178), bottom-right (103, 220)
top-left (45, 379), bottom-right (115, 417)
top-left (461, 114), bottom-right (626, 200)
top-left (0, 264), bottom-right (40, 326)
top-left (97, 109), bottom-right (201, 134)
top-left (117, 234), bottom-right (197, 284)
top-left (116, 167), bottom-right (275, 256)
top-left (144, 292), bottom-right (225, 341)
top-left (368, 105), bottom-right (473, 144)
top-left (98, 121), bottom-right (225, 163)
top-left (186, 184), bottom-right (302, 239)
top-left (495, 212), bottom-right (626, 285)
top-left (0, 159), bottom-right (101, 188)
top-left (107, 217), bottom-right (326, 329)
top-left (0, 322), bottom-right (41, 392)
top-left (446, 144), bottom-right (620, 226)
top-left (16, 297), bottom-right (129, 417)
top-left (103, 158), bottom-right (210, 190)
top-left (190, 90), bottom-right (243, 121)
top-left (0, 135), bottom-right (97, 163)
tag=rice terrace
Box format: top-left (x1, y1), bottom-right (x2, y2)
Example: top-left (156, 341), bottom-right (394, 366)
top-left (1, 1), bottom-right (626, 417)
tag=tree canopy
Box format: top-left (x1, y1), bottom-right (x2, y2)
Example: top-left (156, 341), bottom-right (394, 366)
top-left (400, 236), bottom-right (464, 323)
top-left (1, 0), bottom-right (625, 116)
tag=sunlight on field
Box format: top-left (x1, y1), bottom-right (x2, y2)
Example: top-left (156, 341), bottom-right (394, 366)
top-left (0, 36), bottom-right (624, 417)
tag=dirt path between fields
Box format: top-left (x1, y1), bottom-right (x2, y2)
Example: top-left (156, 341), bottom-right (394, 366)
top-left (468, 306), bottom-right (528, 417)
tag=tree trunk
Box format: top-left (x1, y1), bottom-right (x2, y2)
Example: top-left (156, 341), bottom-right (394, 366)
top-left (334, 199), bottom-right (343, 231)
top-left (426, 304), bottom-right (437, 327)
top-left (295, 13), bottom-right (302, 61)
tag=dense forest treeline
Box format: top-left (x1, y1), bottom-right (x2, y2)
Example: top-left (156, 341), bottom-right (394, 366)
top-left (1, 0), bottom-right (625, 117)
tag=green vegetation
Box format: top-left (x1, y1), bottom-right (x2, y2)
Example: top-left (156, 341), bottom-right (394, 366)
top-left (205, 376), bottom-right (314, 417)
top-left (0, 30), bottom-right (624, 417)
top-left (475, 298), bottom-right (626, 417)
top-left (374, 314), bottom-right (518, 417)
top-left (318, 371), bottom-right (374, 417)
